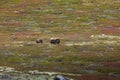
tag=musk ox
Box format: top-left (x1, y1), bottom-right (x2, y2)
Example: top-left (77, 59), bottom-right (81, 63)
top-left (50, 38), bottom-right (60, 44)
top-left (36, 39), bottom-right (43, 43)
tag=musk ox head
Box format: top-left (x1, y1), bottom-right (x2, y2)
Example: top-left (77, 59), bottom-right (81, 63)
top-left (36, 39), bottom-right (43, 43)
top-left (50, 38), bottom-right (60, 44)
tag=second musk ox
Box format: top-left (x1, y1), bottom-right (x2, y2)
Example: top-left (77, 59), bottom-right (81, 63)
top-left (50, 38), bottom-right (60, 44)
top-left (36, 39), bottom-right (43, 43)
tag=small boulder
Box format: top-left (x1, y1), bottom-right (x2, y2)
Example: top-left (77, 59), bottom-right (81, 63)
top-left (54, 75), bottom-right (68, 80)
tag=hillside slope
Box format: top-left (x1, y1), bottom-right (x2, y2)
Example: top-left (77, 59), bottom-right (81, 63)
top-left (0, 0), bottom-right (120, 80)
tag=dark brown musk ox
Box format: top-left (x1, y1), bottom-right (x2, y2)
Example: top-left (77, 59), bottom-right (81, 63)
top-left (36, 39), bottom-right (43, 43)
top-left (50, 38), bottom-right (60, 44)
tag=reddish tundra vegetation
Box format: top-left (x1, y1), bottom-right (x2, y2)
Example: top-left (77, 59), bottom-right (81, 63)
top-left (0, 0), bottom-right (120, 80)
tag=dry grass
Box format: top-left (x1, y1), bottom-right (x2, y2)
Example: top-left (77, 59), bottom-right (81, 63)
top-left (0, 0), bottom-right (120, 80)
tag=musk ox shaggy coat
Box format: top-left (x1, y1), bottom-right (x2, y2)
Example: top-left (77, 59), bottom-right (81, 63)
top-left (36, 39), bottom-right (43, 43)
top-left (50, 38), bottom-right (60, 44)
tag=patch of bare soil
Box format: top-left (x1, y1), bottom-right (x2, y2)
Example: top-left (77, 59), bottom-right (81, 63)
top-left (0, 21), bottom-right (26, 27)
top-left (100, 27), bottom-right (120, 35)
top-left (10, 31), bottom-right (41, 41)
top-left (14, 0), bottom-right (50, 8)
top-left (100, 62), bottom-right (120, 68)
top-left (67, 74), bottom-right (120, 80)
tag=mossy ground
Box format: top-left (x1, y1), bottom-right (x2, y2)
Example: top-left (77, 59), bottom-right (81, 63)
top-left (0, 0), bottom-right (120, 80)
